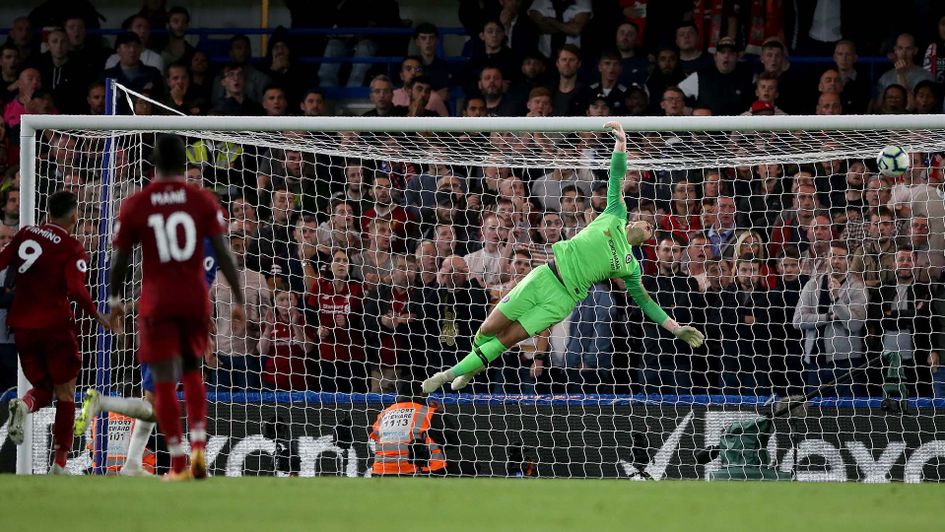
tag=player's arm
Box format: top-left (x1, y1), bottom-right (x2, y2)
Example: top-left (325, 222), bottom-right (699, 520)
top-left (602, 121), bottom-right (628, 216)
top-left (0, 231), bottom-right (17, 271)
top-left (107, 247), bottom-right (132, 330)
top-left (620, 271), bottom-right (705, 348)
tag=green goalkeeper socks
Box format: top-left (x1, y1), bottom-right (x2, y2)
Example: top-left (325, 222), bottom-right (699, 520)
top-left (451, 337), bottom-right (508, 376)
top-left (473, 331), bottom-right (496, 348)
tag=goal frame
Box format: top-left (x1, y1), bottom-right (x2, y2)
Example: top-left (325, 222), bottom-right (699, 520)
top-left (16, 113), bottom-right (945, 475)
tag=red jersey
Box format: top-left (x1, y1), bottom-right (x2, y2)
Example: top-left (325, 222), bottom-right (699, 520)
top-left (113, 180), bottom-right (224, 319)
top-left (262, 318), bottom-right (308, 390)
top-left (306, 278), bottom-right (364, 362)
top-left (0, 223), bottom-right (98, 330)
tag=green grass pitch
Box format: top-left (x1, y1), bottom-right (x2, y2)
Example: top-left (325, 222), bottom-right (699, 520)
top-left (0, 476), bottom-right (940, 531)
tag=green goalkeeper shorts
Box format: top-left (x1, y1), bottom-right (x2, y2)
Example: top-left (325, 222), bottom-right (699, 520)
top-left (495, 264), bottom-right (579, 336)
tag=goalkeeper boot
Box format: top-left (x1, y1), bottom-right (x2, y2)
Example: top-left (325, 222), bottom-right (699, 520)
top-left (6, 398), bottom-right (27, 445)
top-left (422, 371), bottom-right (453, 394)
top-left (190, 447), bottom-right (208, 480)
top-left (451, 367), bottom-right (486, 391)
top-left (48, 463), bottom-right (71, 475)
top-left (74, 389), bottom-right (101, 437)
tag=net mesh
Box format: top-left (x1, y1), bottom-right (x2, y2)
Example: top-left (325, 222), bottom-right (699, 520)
top-left (23, 90), bottom-right (945, 480)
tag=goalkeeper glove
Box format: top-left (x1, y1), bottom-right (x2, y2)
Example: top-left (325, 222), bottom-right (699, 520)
top-left (673, 325), bottom-right (705, 348)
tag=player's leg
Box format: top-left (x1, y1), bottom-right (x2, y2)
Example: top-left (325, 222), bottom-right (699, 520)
top-left (149, 357), bottom-right (189, 478)
top-left (6, 332), bottom-right (54, 445)
top-left (448, 320), bottom-right (531, 391)
top-left (119, 389), bottom-right (156, 476)
top-left (180, 350), bottom-right (208, 479)
top-left (49, 378), bottom-right (77, 474)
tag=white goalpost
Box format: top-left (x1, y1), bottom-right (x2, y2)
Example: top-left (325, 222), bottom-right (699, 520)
top-left (13, 113), bottom-right (945, 480)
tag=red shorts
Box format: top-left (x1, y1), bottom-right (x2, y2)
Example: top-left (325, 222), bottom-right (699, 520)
top-left (138, 315), bottom-right (211, 363)
top-left (14, 327), bottom-right (81, 386)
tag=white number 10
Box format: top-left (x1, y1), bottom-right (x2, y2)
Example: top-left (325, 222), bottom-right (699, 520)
top-left (147, 212), bottom-right (197, 263)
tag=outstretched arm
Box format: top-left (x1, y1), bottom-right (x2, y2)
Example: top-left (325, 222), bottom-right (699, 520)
top-left (603, 121), bottom-right (628, 216)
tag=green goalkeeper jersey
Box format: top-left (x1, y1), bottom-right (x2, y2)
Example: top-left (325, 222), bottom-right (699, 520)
top-left (551, 151), bottom-right (670, 324)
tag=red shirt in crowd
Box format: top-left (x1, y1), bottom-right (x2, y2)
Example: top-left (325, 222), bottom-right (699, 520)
top-left (306, 277), bottom-right (365, 362)
top-left (262, 315), bottom-right (309, 390)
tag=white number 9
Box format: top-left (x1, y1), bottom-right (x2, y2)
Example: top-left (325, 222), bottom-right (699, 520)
top-left (18, 240), bottom-right (43, 273)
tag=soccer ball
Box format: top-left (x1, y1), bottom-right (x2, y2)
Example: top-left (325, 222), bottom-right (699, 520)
top-left (876, 145), bottom-right (910, 177)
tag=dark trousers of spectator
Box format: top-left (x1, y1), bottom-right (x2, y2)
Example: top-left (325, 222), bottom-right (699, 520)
top-left (0, 343), bottom-right (16, 394)
top-left (638, 353), bottom-right (692, 396)
top-left (719, 344), bottom-right (772, 396)
top-left (769, 347), bottom-right (806, 397)
top-left (319, 359), bottom-right (367, 394)
top-left (564, 367), bottom-right (617, 394)
top-left (804, 356), bottom-right (863, 398)
top-left (207, 354), bottom-right (261, 391)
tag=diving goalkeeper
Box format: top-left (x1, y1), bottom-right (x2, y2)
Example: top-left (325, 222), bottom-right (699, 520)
top-left (422, 121), bottom-right (706, 393)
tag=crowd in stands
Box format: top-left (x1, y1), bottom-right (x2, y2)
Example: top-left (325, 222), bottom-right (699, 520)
top-left (1, 1), bottom-right (945, 399)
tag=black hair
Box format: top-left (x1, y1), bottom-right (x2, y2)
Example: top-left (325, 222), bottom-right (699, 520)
top-left (168, 6), bottom-right (191, 22)
top-left (152, 134), bottom-right (187, 175)
top-left (48, 190), bottom-right (78, 219)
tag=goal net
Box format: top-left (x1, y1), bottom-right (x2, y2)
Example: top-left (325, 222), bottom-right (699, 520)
top-left (13, 107), bottom-right (945, 481)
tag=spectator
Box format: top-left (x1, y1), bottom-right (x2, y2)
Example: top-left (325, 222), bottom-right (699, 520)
top-left (587, 50), bottom-right (626, 114)
top-left (393, 56), bottom-right (448, 116)
top-left (337, 161), bottom-right (370, 216)
top-left (801, 211), bottom-right (834, 279)
top-left (210, 64), bottom-right (263, 116)
top-left (0, 188), bottom-right (17, 228)
top-left (0, 222), bottom-right (14, 392)
top-left (683, 232), bottom-right (711, 292)
top-left (105, 15), bottom-right (163, 73)
top-left (135, 0), bottom-right (169, 32)
top-left (878, 246), bottom-right (939, 398)
top-left (924, 15), bottom-right (945, 84)
top-left (478, 66), bottom-right (519, 116)
top-left (415, 239), bottom-right (439, 288)
top-left (733, 230), bottom-right (776, 289)
top-left (261, 86), bottom-right (289, 117)
top-left (361, 172), bottom-right (415, 247)
top-left (308, 248), bottom-right (366, 393)
top-left (3, 68), bottom-right (41, 133)
top-left (559, 185), bottom-right (586, 238)
top-left (769, 246), bottom-right (806, 395)
top-left (188, 50), bottom-right (212, 104)
top-left (210, 231), bottom-right (270, 390)
top-left (211, 35), bottom-right (271, 105)
top-left (364, 75), bottom-right (407, 117)
top-left (661, 178), bottom-right (701, 242)
top-left (720, 256), bottom-right (773, 394)
top-left (26, 28), bottom-right (85, 114)
top-left (1, 44), bottom-right (18, 104)
top-left (263, 29), bottom-right (311, 108)
top-left (614, 22), bottom-right (648, 88)
top-left (85, 81), bottom-right (106, 114)
top-left (911, 80), bottom-right (941, 114)
top-left (416, 254), bottom-right (489, 388)
top-left (876, 33), bottom-right (934, 98)
top-left (794, 241), bottom-right (867, 397)
top-left (463, 95), bottom-right (487, 117)
top-left (258, 288), bottom-right (309, 391)
top-left (743, 72), bottom-right (786, 115)
top-left (890, 152), bottom-right (945, 251)
top-left (527, 0), bottom-right (592, 60)
top-left (675, 22), bottom-right (712, 76)
top-left (528, 210), bottom-right (564, 265)
top-left (757, 39), bottom-right (804, 114)
top-left (464, 212), bottom-right (512, 289)
top-left (158, 6), bottom-right (196, 67)
top-left (467, 19), bottom-right (520, 91)
top-left (853, 206), bottom-right (898, 291)
top-left (248, 188), bottom-right (295, 275)
top-left (678, 37), bottom-right (754, 116)
top-left (564, 281), bottom-right (618, 394)
top-left (229, 195), bottom-right (259, 238)
top-left (833, 40), bottom-right (869, 114)
top-left (101, 32), bottom-right (164, 106)
top-left (639, 236), bottom-right (702, 394)
top-left (551, 44), bottom-right (586, 116)
top-left (316, 199), bottom-right (361, 256)
top-left (493, 0), bottom-right (539, 57)
top-left (413, 23), bottom-right (451, 99)
top-left (363, 253), bottom-right (418, 391)
top-left (300, 88), bottom-right (327, 116)
top-left (518, 50), bottom-right (551, 95)
top-left (877, 83), bottom-right (908, 114)
top-left (908, 215), bottom-right (944, 283)
top-left (815, 91), bottom-right (843, 115)
top-left (525, 86), bottom-right (553, 117)
top-left (275, 214), bottom-right (322, 296)
top-left (402, 75), bottom-right (440, 118)
top-left (162, 62), bottom-right (205, 115)
top-left (352, 217), bottom-right (394, 293)
top-left (769, 182), bottom-right (819, 258)
top-left (64, 15), bottom-right (108, 77)
top-left (646, 46), bottom-right (685, 113)
top-left (705, 196), bottom-right (738, 259)
top-left (530, 164), bottom-right (592, 211)
top-left (4, 16), bottom-right (37, 66)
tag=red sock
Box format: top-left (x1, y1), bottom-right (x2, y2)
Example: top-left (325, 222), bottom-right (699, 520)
top-left (181, 370), bottom-right (207, 451)
top-left (53, 401), bottom-right (75, 468)
top-left (23, 387), bottom-right (53, 413)
top-left (153, 381), bottom-right (186, 473)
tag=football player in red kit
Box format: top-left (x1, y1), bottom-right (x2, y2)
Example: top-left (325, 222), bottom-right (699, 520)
top-left (108, 134), bottom-right (246, 481)
top-left (1, 190), bottom-right (110, 474)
